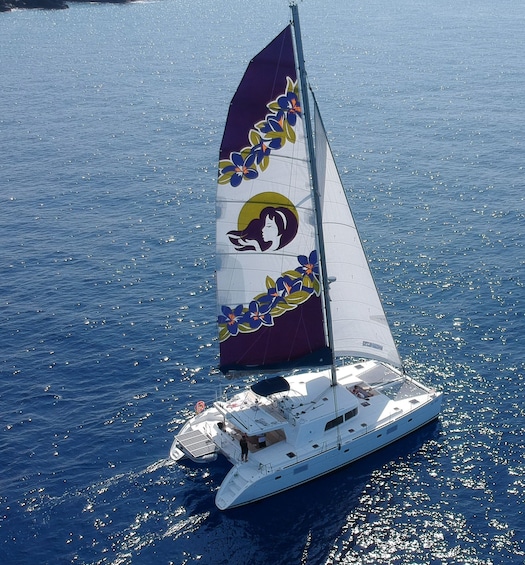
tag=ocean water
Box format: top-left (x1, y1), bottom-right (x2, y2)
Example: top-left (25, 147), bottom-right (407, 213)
top-left (1, 0), bottom-right (524, 563)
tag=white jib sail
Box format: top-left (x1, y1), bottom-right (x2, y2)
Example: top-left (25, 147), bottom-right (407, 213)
top-left (314, 102), bottom-right (402, 368)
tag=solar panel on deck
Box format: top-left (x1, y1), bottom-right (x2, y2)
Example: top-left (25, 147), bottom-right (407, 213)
top-left (177, 430), bottom-right (216, 458)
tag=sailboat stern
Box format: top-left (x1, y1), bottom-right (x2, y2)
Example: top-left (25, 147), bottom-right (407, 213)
top-left (169, 409), bottom-right (222, 464)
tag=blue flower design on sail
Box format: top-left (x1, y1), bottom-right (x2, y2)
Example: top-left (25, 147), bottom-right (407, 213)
top-left (218, 304), bottom-right (245, 337)
top-left (258, 115), bottom-right (285, 137)
top-left (250, 131), bottom-right (282, 166)
top-left (259, 285), bottom-right (285, 308)
top-left (218, 250), bottom-right (320, 343)
top-left (246, 300), bottom-right (273, 330)
top-left (218, 77), bottom-right (301, 187)
top-left (220, 151), bottom-right (258, 188)
top-left (277, 91), bottom-right (301, 127)
top-left (296, 250), bottom-right (319, 281)
top-left (276, 274), bottom-right (303, 296)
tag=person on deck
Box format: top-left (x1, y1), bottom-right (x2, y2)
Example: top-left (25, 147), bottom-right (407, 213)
top-left (240, 434), bottom-right (249, 462)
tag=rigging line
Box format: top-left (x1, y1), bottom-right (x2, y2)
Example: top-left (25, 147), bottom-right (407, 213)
top-left (332, 379), bottom-right (342, 449)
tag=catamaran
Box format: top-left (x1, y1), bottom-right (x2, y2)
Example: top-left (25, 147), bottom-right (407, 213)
top-left (170, 1), bottom-right (442, 510)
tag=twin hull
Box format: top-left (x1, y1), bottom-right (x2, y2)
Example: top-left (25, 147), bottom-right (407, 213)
top-left (172, 362), bottom-right (442, 510)
top-left (215, 394), bottom-right (441, 509)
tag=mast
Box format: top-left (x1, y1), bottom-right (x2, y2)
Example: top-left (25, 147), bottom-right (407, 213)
top-left (290, 2), bottom-right (337, 385)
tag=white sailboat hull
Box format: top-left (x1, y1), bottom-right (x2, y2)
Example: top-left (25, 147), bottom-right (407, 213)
top-left (216, 397), bottom-right (440, 509)
top-left (170, 361), bottom-right (442, 510)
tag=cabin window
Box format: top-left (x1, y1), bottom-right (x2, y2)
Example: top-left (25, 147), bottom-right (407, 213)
top-left (324, 415), bottom-right (343, 431)
top-left (325, 407), bottom-right (358, 431)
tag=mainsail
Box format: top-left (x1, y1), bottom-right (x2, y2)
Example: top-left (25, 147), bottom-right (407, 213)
top-left (215, 20), bottom-right (400, 373)
top-left (216, 25), bottom-right (330, 373)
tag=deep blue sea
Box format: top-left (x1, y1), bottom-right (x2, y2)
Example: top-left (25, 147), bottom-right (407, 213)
top-left (1, 0), bottom-right (524, 563)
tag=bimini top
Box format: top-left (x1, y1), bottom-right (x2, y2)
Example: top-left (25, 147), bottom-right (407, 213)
top-left (251, 376), bottom-right (290, 397)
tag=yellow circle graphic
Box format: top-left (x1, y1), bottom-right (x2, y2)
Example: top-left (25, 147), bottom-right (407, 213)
top-left (237, 192), bottom-right (298, 231)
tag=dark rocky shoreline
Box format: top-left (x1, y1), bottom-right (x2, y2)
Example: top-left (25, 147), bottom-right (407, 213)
top-left (1, 0), bottom-right (131, 12)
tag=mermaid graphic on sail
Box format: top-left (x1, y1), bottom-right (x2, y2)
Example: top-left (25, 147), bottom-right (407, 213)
top-left (228, 204), bottom-right (298, 252)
